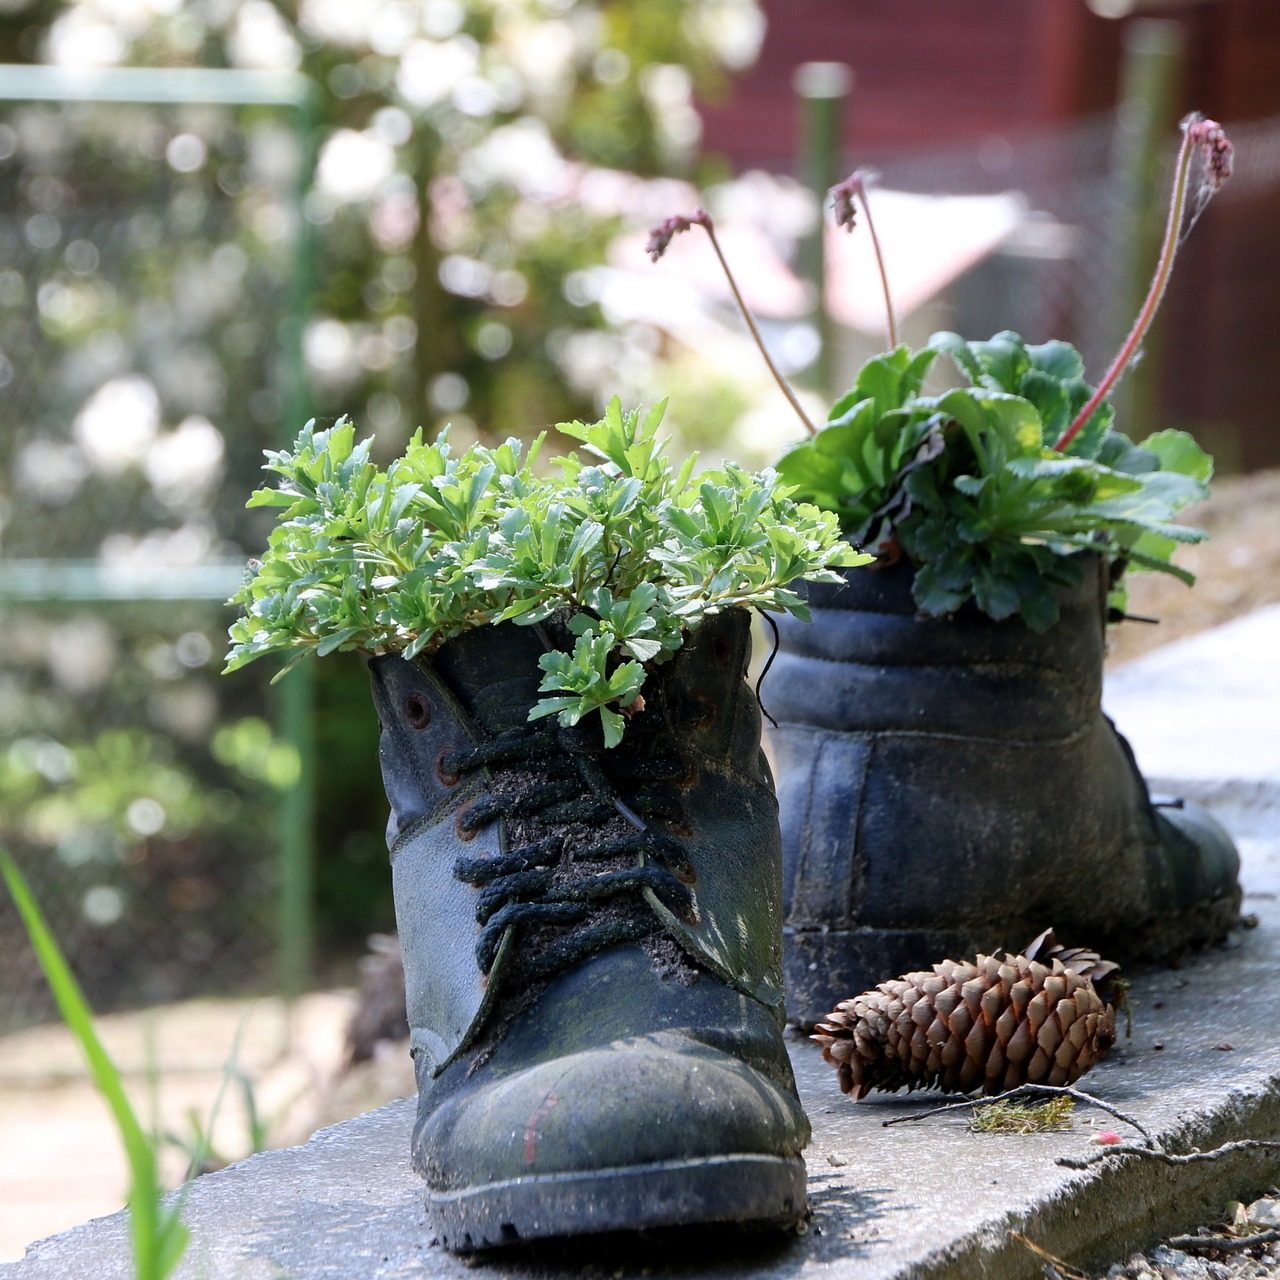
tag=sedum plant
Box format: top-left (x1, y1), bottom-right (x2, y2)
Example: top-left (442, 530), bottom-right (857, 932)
top-left (649, 115), bottom-right (1233, 632)
top-left (226, 398), bottom-right (868, 745)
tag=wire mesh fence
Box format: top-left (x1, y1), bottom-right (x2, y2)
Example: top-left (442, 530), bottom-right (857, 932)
top-left (0, 595), bottom-right (292, 1031)
top-left (0, 77), bottom-right (315, 1032)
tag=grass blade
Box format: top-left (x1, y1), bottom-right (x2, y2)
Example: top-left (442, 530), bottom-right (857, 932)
top-left (1, 852), bottom-right (189, 1279)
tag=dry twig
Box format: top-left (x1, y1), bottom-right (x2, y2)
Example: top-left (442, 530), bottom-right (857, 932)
top-left (1165, 1228), bottom-right (1280, 1254)
top-left (1008, 1231), bottom-right (1091, 1280)
top-left (1058, 1138), bottom-right (1280, 1171)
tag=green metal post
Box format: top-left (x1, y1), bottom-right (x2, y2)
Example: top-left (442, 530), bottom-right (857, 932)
top-left (1108, 20), bottom-right (1185, 436)
top-left (276, 80), bottom-right (321, 1006)
top-left (794, 61), bottom-right (852, 402)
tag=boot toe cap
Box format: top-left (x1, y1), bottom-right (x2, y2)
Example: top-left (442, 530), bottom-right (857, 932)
top-left (1156, 799), bottom-right (1242, 906)
top-left (416, 1034), bottom-right (807, 1191)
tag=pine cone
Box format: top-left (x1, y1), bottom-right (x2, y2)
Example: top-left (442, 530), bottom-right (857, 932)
top-left (812, 929), bottom-right (1118, 1098)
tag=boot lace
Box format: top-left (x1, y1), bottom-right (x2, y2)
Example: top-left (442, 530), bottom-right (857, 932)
top-left (441, 723), bottom-right (696, 986)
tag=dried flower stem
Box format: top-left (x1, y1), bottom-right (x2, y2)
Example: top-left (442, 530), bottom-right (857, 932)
top-left (1054, 114), bottom-right (1232, 452)
top-left (859, 185), bottom-right (898, 350)
top-left (703, 220), bottom-right (818, 436)
top-left (831, 170), bottom-right (898, 351)
top-left (646, 210), bottom-right (817, 437)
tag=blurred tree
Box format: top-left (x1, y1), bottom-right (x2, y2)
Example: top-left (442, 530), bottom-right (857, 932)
top-left (0, 0), bottom-right (764, 963)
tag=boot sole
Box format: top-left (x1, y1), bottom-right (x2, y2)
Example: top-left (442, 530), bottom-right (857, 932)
top-left (787, 890), bottom-right (1245, 1030)
top-left (426, 1153), bottom-right (808, 1251)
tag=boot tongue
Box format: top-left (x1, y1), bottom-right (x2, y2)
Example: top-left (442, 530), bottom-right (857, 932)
top-left (429, 620), bottom-right (555, 735)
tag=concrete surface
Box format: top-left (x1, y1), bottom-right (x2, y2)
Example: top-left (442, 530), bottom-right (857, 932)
top-left (6, 608), bottom-right (1280, 1280)
top-left (1104, 603), bottom-right (1280, 836)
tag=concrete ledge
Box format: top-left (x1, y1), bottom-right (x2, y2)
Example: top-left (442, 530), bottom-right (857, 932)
top-left (7, 609), bottom-right (1280, 1280)
top-left (1105, 604), bottom-right (1280, 835)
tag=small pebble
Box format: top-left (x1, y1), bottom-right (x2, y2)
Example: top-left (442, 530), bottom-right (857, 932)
top-left (1247, 1196), bottom-right (1280, 1227)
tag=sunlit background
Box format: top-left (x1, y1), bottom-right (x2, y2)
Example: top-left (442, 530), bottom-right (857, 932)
top-left (2, 0), bottom-right (1279, 1260)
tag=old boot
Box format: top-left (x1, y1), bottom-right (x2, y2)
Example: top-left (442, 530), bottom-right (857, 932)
top-left (370, 610), bottom-right (808, 1250)
top-left (769, 556), bottom-right (1242, 1027)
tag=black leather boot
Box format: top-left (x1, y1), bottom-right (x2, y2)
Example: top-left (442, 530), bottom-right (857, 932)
top-left (769, 555), bottom-right (1242, 1028)
top-left (370, 610), bottom-right (808, 1250)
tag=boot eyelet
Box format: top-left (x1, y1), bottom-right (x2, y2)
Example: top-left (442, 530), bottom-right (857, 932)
top-left (404, 693), bottom-right (432, 731)
top-left (436, 752), bottom-right (460, 788)
top-left (455, 808), bottom-right (478, 841)
top-left (689, 693), bottom-right (718, 730)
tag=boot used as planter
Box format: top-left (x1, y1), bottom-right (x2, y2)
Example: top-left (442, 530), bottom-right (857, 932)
top-left (768, 555), bottom-right (1242, 1027)
top-left (225, 407), bottom-right (862, 1248)
top-left (371, 609), bottom-right (809, 1247)
top-left (640, 138), bottom-right (1241, 1031)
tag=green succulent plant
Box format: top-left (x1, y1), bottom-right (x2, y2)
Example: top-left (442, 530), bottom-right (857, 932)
top-left (225, 398), bottom-right (868, 744)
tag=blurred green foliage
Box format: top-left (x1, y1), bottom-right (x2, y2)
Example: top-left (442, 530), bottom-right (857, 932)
top-left (0, 0), bottom-right (763, 975)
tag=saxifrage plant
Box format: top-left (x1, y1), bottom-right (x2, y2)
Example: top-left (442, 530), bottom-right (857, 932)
top-left (648, 114), bottom-right (1234, 632)
top-left (775, 330), bottom-right (1212, 629)
top-left (225, 398), bottom-right (867, 744)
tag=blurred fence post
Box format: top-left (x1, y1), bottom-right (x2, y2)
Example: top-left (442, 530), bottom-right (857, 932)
top-left (278, 80), bottom-right (320, 1013)
top-left (1108, 20), bottom-right (1185, 435)
top-left (794, 61), bottom-right (852, 402)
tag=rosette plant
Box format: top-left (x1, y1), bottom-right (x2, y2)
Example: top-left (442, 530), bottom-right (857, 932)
top-left (649, 114), bottom-right (1243, 1026)
top-left (226, 400), bottom-right (866, 1247)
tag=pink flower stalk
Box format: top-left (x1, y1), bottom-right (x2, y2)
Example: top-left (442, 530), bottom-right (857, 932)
top-left (645, 209), bottom-right (711, 263)
top-left (830, 169), bottom-right (898, 351)
top-left (646, 207), bottom-right (817, 436)
top-left (1054, 113), bottom-right (1234, 453)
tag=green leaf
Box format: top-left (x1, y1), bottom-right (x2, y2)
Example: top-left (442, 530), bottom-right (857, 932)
top-left (912, 562), bottom-right (969, 616)
top-left (314, 627), bottom-right (362, 657)
top-left (973, 565), bottom-right (1020, 620)
top-left (625, 637), bottom-right (663, 662)
top-left (967, 331), bottom-right (1030, 393)
top-left (1018, 370), bottom-right (1069, 441)
top-left (1018, 588), bottom-right (1061, 633)
top-left (2, 853), bottom-right (188, 1280)
top-left (246, 487), bottom-right (301, 509)
top-left (927, 330), bottom-right (984, 383)
top-left (599, 706), bottom-right (625, 748)
top-left (1026, 339), bottom-right (1084, 383)
top-left (1140, 429), bottom-right (1213, 485)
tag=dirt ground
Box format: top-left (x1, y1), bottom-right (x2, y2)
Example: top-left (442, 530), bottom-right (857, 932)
top-left (0, 992), bottom-right (415, 1262)
top-left (1104, 469), bottom-right (1280, 667)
